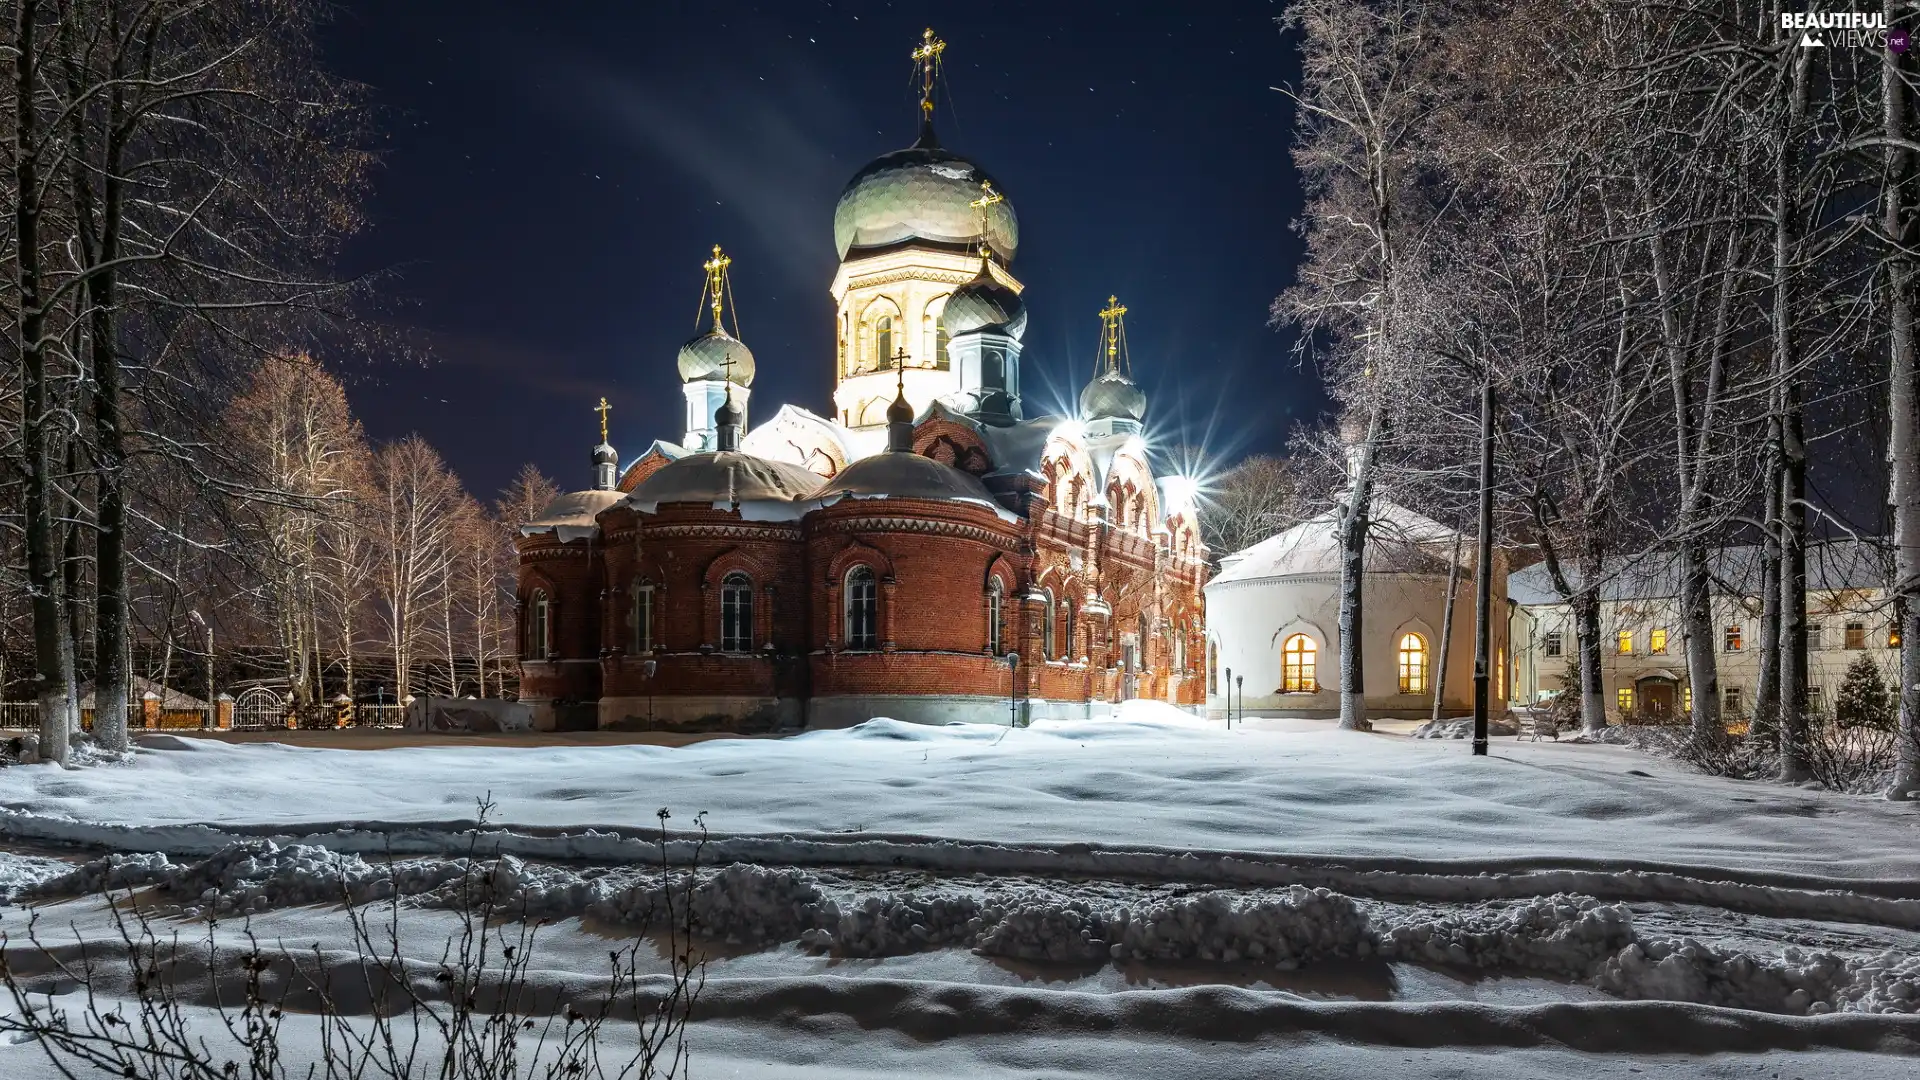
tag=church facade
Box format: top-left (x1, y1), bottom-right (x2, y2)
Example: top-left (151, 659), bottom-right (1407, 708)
top-left (514, 31), bottom-right (1208, 732)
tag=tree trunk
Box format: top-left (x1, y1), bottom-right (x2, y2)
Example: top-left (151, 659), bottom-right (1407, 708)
top-left (1337, 410), bottom-right (1382, 731)
top-left (1882, 1), bottom-right (1920, 799)
top-left (14, 0), bottom-right (75, 765)
top-left (1753, 418), bottom-right (1783, 745)
top-left (1679, 539), bottom-right (1722, 742)
top-left (1431, 529), bottom-right (1463, 726)
top-left (1575, 589), bottom-right (1606, 733)
top-left (1778, 389), bottom-right (1811, 780)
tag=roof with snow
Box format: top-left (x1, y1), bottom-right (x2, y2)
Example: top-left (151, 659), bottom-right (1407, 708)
top-left (1208, 501), bottom-right (1462, 588)
top-left (1506, 540), bottom-right (1889, 607)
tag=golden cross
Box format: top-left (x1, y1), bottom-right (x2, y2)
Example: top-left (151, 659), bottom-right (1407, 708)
top-left (703, 244), bottom-right (731, 331)
top-left (1099, 295), bottom-right (1128, 370)
top-left (912, 28), bottom-right (946, 119)
top-left (595, 396), bottom-right (611, 443)
top-left (969, 181), bottom-right (1003, 263)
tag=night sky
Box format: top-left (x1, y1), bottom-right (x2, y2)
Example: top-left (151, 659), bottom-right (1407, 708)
top-left (318, 1), bottom-right (1317, 501)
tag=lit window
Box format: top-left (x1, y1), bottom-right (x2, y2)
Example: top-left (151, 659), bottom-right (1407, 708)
top-left (525, 590), bottom-right (549, 661)
top-left (1207, 640), bottom-right (1218, 693)
top-left (720, 572), bottom-right (753, 652)
top-left (875, 314), bottom-right (894, 368)
top-left (1397, 633), bottom-right (1428, 694)
top-left (986, 579), bottom-right (1004, 655)
top-left (1543, 631), bottom-right (1562, 658)
top-left (1496, 647), bottom-right (1506, 700)
top-left (1892, 625), bottom-right (1903, 648)
top-left (1282, 634), bottom-right (1317, 693)
top-left (1617, 687), bottom-right (1633, 712)
top-left (631, 585), bottom-right (653, 654)
top-left (1723, 625), bottom-right (1744, 652)
top-left (1616, 630), bottom-right (1633, 655)
top-left (1649, 628), bottom-right (1667, 654)
top-left (1683, 686), bottom-right (1692, 713)
top-left (1846, 621), bottom-right (1866, 649)
top-left (844, 566), bottom-right (878, 649)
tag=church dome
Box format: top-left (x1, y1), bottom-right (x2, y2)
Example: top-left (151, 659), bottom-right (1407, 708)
top-left (833, 144), bottom-right (1019, 261)
top-left (943, 270), bottom-right (1026, 339)
top-left (626, 451), bottom-right (821, 510)
top-left (676, 329), bottom-right (755, 386)
top-left (815, 451), bottom-right (999, 506)
top-left (1080, 370), bottom-right (1147, 424)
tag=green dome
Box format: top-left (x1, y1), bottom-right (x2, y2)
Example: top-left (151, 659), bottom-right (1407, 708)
top-left (833, 145), bottom-right (1018, 261)
top-left (676, 329), bottom-right (755, 386)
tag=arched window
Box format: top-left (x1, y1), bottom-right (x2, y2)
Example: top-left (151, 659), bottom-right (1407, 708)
top-left (631, 584), bottom-right (653, 654)
top-left (936, 318), bottom-right (950, 369)
top-left (720, 572), bottom-right (753, 652)
top-left (1174, 623), bottom-right (1187, 671)
top-left (986, 578), bottom-right (1004, 655)
top-left (1041, 589), bottom-right (1056, 660)
top-left (844, 566), bottom-right (878, 649)
top-left (526, 590), bottom-right (549, 661)
top-left (1282, 634), bottom-right (1316, 693)
top-left (875, 314), bottom-right (894, 368)
top-left (924, 297), bottom-right (952, 370)
top-left (1397, 632), bottom-right (1428, 694)
top-left (1063, 602), bottom-right (1077, 661)
top-left (1207, 639), bottom-right (1218, 692)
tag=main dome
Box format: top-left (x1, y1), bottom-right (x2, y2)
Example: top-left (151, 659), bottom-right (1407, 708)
top-left (833, 144), bottom-right (1019, 261)
top-left (676, 329), bottom-right (755, 385)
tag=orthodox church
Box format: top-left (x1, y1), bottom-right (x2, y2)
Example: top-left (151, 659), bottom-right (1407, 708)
top-left (514, 30), bottom-right (1208, 732)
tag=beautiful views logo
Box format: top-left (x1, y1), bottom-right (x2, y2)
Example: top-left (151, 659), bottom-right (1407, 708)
top-left (1781, 11), bottom-right (1904, 50)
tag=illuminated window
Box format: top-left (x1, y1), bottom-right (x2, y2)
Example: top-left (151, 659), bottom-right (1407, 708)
top-left (525, 590), bottom-right (549, 661)
top-left (1282, 634), bottom-right (1317, 693)
top-left (1649, 628), bottom-right (1667, 654)
top-left (1683, 686), bottom-right (1692, 713)
top-left (1496, 647), bottom-right (1506, 700)
top-left (1846, 621), bottom-right (1866, 649)
top-left (875, 314), bottom-right (894, 369)
top-left (1397, 633), bottom-right (1428, 694)
top-left (720, 572), bottom-right (753, 652)
top-left (986, 579), bottom-right (1004, 655)
top-left (1543, 631), bottom-right (1562, 658)
top-left (630, 585), bottom-right (653, 653)
top-left (844, 566), bottom-right (878, 649)
top-left (1723, 625), bottom-right (1744, 652)
top-left (1208, 640), bottom-right (1218, 693)
top-left (1617, 687), bottom-right (1633, 712)
top-left (1616, 630), bottom-right (1633, 655)
top-left (1892, 625), bottom-right (1903, 648)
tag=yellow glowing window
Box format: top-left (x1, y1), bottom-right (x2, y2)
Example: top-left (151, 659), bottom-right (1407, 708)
top-left (1397, 633), bottom-right (1428, 694)
top-left (1616, 630), bottom-right (1633, 655)
top-left (1683, 687), bottom-right (1692, 713)
top-left (1282, 634), bottom-right (1317, 693)
top-left (1893, 626), bottom-right (1903, 648)
top-left (1724, 625), bottom-right (1744, 652)
top-left (1617, 687), bottom-right (1634, 711)
top-left (1649, 628), bottom-right (1667, 654)
top-left (1496, 648), bottom-right (1506, 700)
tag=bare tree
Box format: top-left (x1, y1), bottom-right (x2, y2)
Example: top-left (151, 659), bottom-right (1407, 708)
top-left (368, 436), bottom-right (465, 704)
top-left (1198, 454), bottom-right (1305, 557)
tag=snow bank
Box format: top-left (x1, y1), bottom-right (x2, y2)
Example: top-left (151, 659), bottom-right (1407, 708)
top-left (1412, 717), bottom-right (1518, 739)
top-left (19, 842), bottom-right (1917, 1018)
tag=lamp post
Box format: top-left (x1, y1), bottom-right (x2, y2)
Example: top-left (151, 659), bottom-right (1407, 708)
top-left (1472, 376), bottom-right (1495, 757)
top-left (642, 660), bottom-right (657, 730)
top-left (1236, 674), bottom-right (1244, 729)
top-left (188, 610), bottom-right (213, 730)
top-left (1006, 651), bottom-right (1021, 728)
top-left (1224, 665), bottom-right (1232, 729)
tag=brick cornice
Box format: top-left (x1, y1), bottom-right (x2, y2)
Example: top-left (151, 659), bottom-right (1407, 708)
top-left (644, 522), bottom-right (804, 542)
top-left (815, 515), bottom-right (1020, 550)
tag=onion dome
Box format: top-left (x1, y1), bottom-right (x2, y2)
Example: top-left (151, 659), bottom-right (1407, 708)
top-left (815, 451), bottom-right (998, 505)
top-left (592, 442), bottom-right (618, 466)
top-left (833, 143), bottom-right (1019, 261)
top-left (676, 328), bottom-right (755, 386)
top-left (943, 266), bottom-right (1027, 339)
top-left (1080, 369), bottom-right (1148, 424)
top-left (626, 451), bottom-right (823, 510)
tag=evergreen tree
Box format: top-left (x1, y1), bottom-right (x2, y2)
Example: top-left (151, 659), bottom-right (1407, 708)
top-left (1835, 654), bottom-right (1894, 732)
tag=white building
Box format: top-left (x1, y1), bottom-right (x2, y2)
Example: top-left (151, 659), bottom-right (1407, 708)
top-left (1203, 502), bottom-right (1513, 721)
top-left (1507, 541), bottom-right (1901, 723)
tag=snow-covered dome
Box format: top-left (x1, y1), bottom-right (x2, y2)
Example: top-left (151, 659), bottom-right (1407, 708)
top-left (1079, 370), bottom-right (1147, 424)
top-left (833, 142), bottom-right (1018, 262)
top-left (676, 329), bottom-right (755, 385)
top-left (943, 268), bottom-right (1026, 339)
top-left (814, 451), bottom-right (998, 506)
top-left (1210, 504), bottom-right (1460, 587)
top-left (524, 489), bottom-right (623, 532)
top-left (625, 451), bottom-right (821, 511)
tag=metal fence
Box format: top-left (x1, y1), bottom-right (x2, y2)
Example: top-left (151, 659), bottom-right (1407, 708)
top-left (0, 701), bottom-right (38, 730)
top-left (0, 700), bottom-right (409, 731)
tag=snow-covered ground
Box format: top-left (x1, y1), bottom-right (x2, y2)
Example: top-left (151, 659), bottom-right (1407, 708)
top-left (3, 702), bottom-right (1918, 1076)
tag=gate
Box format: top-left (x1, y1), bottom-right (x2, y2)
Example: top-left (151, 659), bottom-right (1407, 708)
top-left (231, 687), bottom-right (284, 730)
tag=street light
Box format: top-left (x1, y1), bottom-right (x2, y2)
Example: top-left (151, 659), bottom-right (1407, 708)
top-left (1236, 674), bottom-right (1244, 729)
top-left (187, 610), bottom-right (213, 730)
top-left (642, 660), bottom-right (657, 730)
top-left (1005, 651), bottom-right (1021, 728)
top-left (1224, 665), bottom-right (1232, 729)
